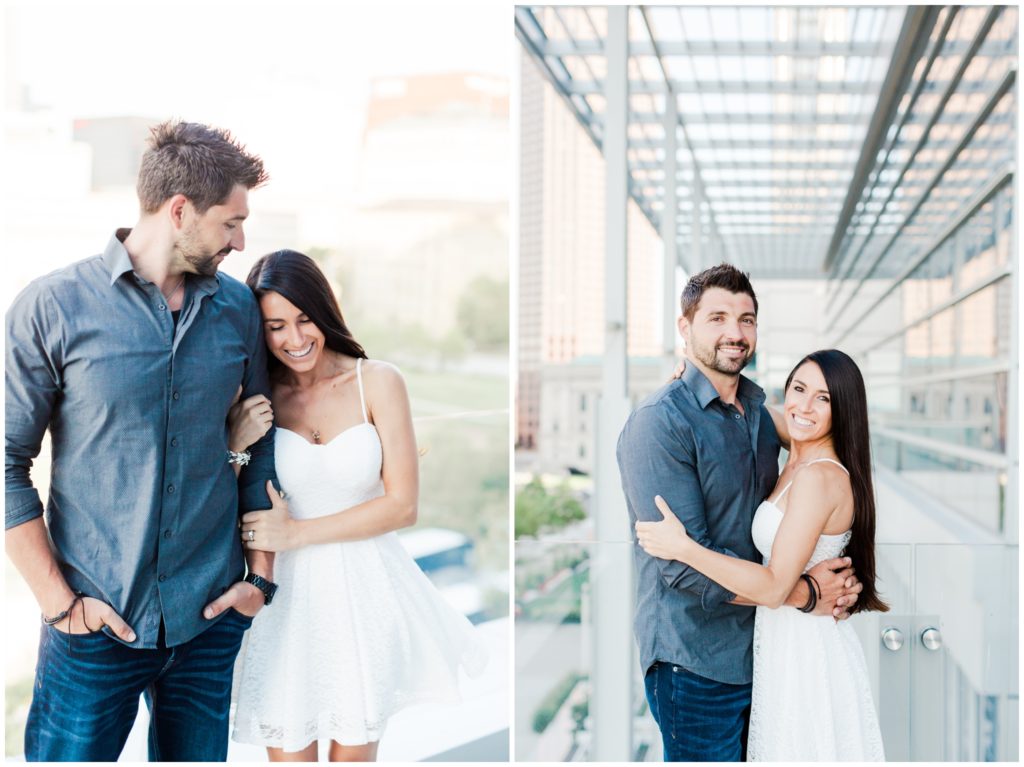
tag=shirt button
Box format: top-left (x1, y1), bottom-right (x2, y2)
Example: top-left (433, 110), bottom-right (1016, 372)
top-left (167, 484), bottom-right (175, 494)
top-left (158, 574), bottom-right (167, 583)
top-left (164, 529), bottom-right (172, 539)
top-left (171, 438), bottom-right (178, 447)
top-left (734, 413), bottom-right (742, 420)
top-left (172, 391), bottom-right (180, 401)
top-left (158, 304), bottom-right (166, 311)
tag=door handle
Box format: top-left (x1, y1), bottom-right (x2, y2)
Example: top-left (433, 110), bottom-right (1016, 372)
top-left (881, 626), bottom-right (904, 651)
top-left (920, 627), bottom-right (942, 651)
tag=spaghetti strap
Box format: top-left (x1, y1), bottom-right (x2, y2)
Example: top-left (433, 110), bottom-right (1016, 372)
top-left (805, 457), bottom-right (849, 475)
top-left (355, 358), bottom-right (368, 423)
top-left (773, 458), bottom-right (848, 504)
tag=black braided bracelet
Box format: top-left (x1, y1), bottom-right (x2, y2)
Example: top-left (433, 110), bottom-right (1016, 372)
top-left (42, 595), bottom-right (80, 626)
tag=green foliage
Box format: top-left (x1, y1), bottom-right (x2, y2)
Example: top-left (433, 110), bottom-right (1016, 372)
top-left (6, 676), bottom-right (33, 757)
top-left (415, 413), bottom-right (508, 605)
top-left (571, 698), bottom-right (589, 730)
top-left (515, 477), bottom-right (585, 538)
top-left (456, 276), bottom-right (509, 351)
top-left (532, 671), bottom-right (586, 734)
top-left (516, 559), bottom-right (588, 623)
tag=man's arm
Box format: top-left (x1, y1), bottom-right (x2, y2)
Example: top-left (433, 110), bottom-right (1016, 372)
top-left (618, 406), bottom-right (739, 610)
top-left (5, 286), bottom-right (135, 639)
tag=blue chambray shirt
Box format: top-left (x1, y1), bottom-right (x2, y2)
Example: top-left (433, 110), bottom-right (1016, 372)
top-left (5, 229), bottom-right (278, 648)
top-left (617, 363), bottom-right (780, 685)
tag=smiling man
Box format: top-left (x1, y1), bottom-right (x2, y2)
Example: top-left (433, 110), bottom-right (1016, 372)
top-left (616, 263), bottom-right (858, 761)
top-left (6, 121), bottom-right (282, 762)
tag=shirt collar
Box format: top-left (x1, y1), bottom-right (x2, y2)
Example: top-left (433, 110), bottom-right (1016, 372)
top-left (103, 228), bottom-right (221, 297)
top-left (681, 360), bottom-right (766, 410)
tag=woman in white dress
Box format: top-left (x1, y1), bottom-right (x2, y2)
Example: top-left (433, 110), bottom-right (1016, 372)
top-left (636, 349), bottom-right (887, 761)
top-left (226, 250), bottom-right (485, 761)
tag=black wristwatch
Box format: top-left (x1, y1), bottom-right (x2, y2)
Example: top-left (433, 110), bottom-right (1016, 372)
top-left (244, 573), bottom-right (279, 605)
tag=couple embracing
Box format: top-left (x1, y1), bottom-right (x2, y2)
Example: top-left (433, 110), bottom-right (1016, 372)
top-left (617, 265), bottom-right (887, 761)
top-left (6, 120), bottom-right (483, 763)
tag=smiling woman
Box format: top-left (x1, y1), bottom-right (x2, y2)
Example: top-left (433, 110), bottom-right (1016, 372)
top-left (227, 250), bottom-right (487, 762)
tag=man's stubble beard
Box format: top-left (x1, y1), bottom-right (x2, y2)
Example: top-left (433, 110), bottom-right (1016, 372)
top-left (689, 334), bottom-right (753, 376)
top-left (176, 224), bottom-right (225, 277)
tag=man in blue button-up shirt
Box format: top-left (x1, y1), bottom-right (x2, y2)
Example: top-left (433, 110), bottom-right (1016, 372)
top-left (618, 264), bottom-right (858, 761)
top-left (6, 121), bottom-right (281, 762)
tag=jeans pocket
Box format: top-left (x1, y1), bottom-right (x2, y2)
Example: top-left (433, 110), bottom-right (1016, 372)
top-left (225, 606), bottom-right (256, 626)
top-left (46, 623), bottom-right (107, 638)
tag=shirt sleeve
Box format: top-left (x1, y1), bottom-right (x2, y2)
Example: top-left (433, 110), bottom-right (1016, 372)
top-left (617, 403), bottom-right (739, 610)
top-left (236, 296), bottom-right (280, 514)
top-left (5, 284), bottom-right (61, 529)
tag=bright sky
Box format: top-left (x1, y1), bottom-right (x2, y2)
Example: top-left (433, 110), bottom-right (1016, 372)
top-left (4, 0), bottom-right (511, 201)
top-left (3, 0), bottom-right (512, 299)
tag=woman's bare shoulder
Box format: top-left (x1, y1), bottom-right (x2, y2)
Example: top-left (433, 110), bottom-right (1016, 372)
top-left (793, 460), bottom-right (852, 503)
top-left (360, 358), bottom-right (404, 383)
top-left (359, 359), bottom-right (409, 407)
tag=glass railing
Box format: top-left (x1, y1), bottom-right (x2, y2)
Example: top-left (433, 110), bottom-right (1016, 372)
top-left (514, 538), bottom-right (662, 762)
top-left (868, 542), bottom-right (1019, 761)
top-left (515, 536), bottom-right (1018, 762)
top-left (873, 435), bottom-right (1008, 533)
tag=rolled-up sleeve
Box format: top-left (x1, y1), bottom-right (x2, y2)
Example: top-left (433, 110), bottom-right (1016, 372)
top-left (618, 405), bottom-right (738, 610)
top-left (5, 285), bottom-right (62, 529)
top-left (236, 297), bottom-right (279, 514)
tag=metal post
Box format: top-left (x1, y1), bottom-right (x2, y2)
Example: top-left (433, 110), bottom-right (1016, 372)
top-left (692, 181), bottom-right (704, 272)
top-left (592, 4), bottom-right (634, 762)
top-left (662, 93), bottom-right (679, 371)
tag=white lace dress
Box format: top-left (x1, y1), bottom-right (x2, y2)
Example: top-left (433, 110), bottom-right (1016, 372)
top-left (232, 359), bottom-right (487, 751)
top-left (747, 459), bottom-right (884, 761)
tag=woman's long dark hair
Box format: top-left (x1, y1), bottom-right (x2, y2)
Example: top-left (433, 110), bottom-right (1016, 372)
top-left (784, 349), bottom-right (889, 614)
top-left (246, 250), bottom-right (366, 379)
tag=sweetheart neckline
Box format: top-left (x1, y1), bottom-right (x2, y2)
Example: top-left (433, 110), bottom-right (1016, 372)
top-left (276, 422), bottom-right (376, 447)
top-left (758, 499), bottom-right (852, 539)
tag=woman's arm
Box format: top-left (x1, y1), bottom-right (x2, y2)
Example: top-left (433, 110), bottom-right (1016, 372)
top-left (636, 465), bottom-right (836, 608)
top-left (241, 362), bottom-right (419, 550)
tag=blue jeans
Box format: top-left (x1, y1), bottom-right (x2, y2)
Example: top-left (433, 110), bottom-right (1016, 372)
top-left (644, 661), bottom-right (752, 762)
top-left (25, 608), bottom-right (253, 762)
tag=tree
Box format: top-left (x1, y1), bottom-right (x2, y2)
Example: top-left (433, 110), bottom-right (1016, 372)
top-left (456, 276), bottom-right (509, 351)
top-left (515, 477), bottom-right (585, 538)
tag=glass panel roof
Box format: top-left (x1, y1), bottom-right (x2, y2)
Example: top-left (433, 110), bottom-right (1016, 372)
top-left (517, 4), bottom-right (967, 277)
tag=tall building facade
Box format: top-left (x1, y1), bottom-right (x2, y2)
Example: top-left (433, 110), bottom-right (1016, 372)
top-left (517, 50), bottom-right (662, 451)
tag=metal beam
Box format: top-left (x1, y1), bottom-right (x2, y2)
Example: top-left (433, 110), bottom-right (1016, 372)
top-left (662, 94), bottom-right (679, 364)
top-left (828, 64), bottom-right (1017, 333)
top-left (829, 5), bottom-right (997, 290)
top-left (538, 39), bottom-right (891, 57)
top-left (593, 6), bottom-right (633, 762)
top-left (637, 4), bottom-right (727, 266)
top-left (822, 5), bottom-right (939, 273)
top-left (566, 78), bottom-right (884, 96)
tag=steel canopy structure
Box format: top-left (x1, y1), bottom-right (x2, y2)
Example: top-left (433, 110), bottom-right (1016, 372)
top-left (515, 6), bottom-right (1016, 280)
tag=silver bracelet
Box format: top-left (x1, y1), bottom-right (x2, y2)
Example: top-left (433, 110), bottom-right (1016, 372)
top-left (227, 449), bottom-right (251, 466)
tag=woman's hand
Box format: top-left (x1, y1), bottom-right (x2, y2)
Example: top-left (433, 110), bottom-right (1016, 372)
top-left (668, 358), bottom-right (686, 383)
top-left (228, 389), bottom-right (273, 452)
top-left (635, 495), bottom-right (693, 561)
top-left (240, 481), bottom-right (302, 552)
